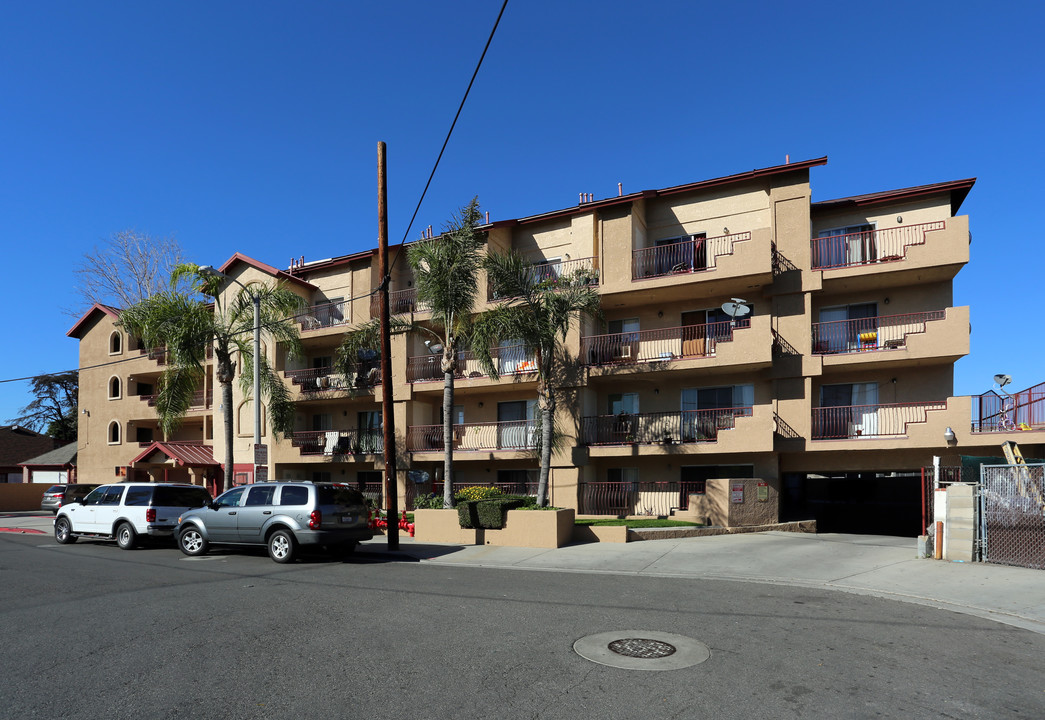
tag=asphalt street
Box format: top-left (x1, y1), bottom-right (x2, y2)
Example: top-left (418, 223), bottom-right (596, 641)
top-left (1, 531), bottom-right (1043, 720)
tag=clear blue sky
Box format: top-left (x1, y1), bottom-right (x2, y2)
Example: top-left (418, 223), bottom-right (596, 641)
top-left (1, 0), bottom-right (1042, 424)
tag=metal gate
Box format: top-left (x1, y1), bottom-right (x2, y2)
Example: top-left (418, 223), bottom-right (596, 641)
top-left (979, 463), bottom-right (1045, 570)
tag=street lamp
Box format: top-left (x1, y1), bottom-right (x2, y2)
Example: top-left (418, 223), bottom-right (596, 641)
top-left (198, 266), bottom-right (263, 469)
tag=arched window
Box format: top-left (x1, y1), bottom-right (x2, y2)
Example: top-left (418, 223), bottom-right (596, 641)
top-left (237, 400), bottom-right (266, 438)
top-left (109, 331), bottom-right (122, 354)
top-left (108, 421), bottom-right (121, 445)
top-left (108, 376), bottom-right (121, 400)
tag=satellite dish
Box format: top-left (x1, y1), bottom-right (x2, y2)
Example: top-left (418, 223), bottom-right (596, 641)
top-left (721, 299), bottom-right (751, 319)
top-left (993, 374), bottom-right (1012, 389)
top-left (424, 340), bottom-right (444, 355)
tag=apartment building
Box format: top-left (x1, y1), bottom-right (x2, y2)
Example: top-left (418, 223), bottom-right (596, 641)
top-left (69, 157), bottom-right (1045, 536)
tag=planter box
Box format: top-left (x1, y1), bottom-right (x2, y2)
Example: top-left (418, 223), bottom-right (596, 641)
top-left (413, 508), bottom-right (576, 548)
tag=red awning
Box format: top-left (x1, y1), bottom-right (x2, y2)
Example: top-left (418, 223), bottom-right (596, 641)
top-left (131, 441), bottom-right (218, 467)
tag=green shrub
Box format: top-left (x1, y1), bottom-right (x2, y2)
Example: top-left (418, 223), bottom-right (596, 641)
top-left (476, 498), bottom-right (527, 529)
top-left (457, 500), bottom-right (480, 528)
top-left (411, 493), bottom-right (445, 510)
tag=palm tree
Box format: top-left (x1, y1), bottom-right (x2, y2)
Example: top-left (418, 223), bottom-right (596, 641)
top-left (336, 199), bottom-right (485, 508)
top-left (119, 264), bottom-right (305, 492)
top-left (471, 251), bottom-right (602, 506)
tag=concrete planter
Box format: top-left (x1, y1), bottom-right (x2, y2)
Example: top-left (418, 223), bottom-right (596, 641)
top-left (413, 507), bottom-right (576, 548)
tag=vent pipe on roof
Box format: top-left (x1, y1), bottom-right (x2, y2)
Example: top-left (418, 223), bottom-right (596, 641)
top-left (485, 211), bottom-right (489, 224)
top-left (618, 182), bottom-right (623, 196)
top-left (785, 154), bottom-right (790, 164)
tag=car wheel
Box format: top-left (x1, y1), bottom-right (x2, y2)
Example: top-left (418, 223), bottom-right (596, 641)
top-left (267, 529), bottom-right (296, 563)
top-left (54, 517), bottom-right (76, 544)
top-left (179, 527), bottom-right (209, 557)
top-left (116, 522), bottom-right (137, 550)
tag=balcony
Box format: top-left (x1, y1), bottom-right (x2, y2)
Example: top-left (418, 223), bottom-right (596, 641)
top-left (811, 222), bottom-right (945, 270)
top-left (581, 408), bottom-right (751, 446)
top-left (971, 382), bottom-right (1045, 433)
top-left (633, 232), bottom-right (751, 281)
top-left (488, 256), bottom-right (599, 301)
top-left (139, 345), bottom-right (213, 364)
top-left (284, 365), bottom-right (380, 394)
top-left (299, 299), bottom-right (350, 332)
top-left (581, 319), bottom-right (750, 368)
top-left (407, 421), bottom-right (537, 453)
top-left (811, 401), bottom-right (947, 440)
top-left (406, 344), bottom-right (536, 384)
top-left (369, 288), bottom-right (431, 318)
top-left (812, 311), bottom-right (946, 355)
top-left (290, 429), bottom-right (383, 456)
top-left (139, 390), bottom-right (212, 410)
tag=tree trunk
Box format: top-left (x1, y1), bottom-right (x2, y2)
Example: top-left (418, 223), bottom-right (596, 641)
top-left (536, 390), bottom-right (555, 507)
top-left (442, 371), bottom-right (455, 508)
top-left (220, 378), bottom-right (234, 495)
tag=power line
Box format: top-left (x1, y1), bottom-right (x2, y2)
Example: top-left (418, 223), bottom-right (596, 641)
top-left (389, 0), bottom-right (509, 274)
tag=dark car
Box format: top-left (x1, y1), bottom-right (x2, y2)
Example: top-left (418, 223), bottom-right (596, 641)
top-left (40, 484), bottom-right (100, 514)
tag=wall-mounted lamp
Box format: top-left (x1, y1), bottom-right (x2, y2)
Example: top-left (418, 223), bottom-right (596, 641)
top-left (723, 227), bottom-right (729, 235)
top-left (478, 401), bottom-right (484, 408)
top-left (943, 427), bottom-right (956, 444)
top-left (896, 216), bottom-right (903, 223)
top-left (884, 297), bottom-right (890, 305)
top-left (654, 388), bottom-right (660, 395)
top-left (564, 253), bottom-right (571, 260)
top-left (657, 310), bottom-right (663, 318)
top-left (81, 409), bottom-right (89, 416)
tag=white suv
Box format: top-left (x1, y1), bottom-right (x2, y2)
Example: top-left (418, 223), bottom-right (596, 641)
top-left (54, 483), bottom-right (212, 550)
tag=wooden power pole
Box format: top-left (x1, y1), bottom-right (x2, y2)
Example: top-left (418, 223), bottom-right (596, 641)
top-left (377, 141), bottom-right (399, 549)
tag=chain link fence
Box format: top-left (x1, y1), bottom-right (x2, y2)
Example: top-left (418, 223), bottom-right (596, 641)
top-left (979, 464), bottom-right (1045, 570)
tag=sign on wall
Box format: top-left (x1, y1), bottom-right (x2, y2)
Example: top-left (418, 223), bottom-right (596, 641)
top-left (731, 483), bottom-right (744, 503)
top-left (757, 482), bottom-right (769, 502)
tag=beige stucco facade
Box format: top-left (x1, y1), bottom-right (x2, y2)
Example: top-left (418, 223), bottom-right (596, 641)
top-left (68, 158), bottom-right (1045, 534)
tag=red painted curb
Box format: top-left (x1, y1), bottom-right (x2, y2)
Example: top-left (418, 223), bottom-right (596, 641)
top-left (0, 527), bottom-right (47, 535)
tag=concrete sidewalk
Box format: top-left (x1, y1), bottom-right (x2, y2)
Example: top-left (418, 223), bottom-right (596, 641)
top-left (6, 511), bottom-right (1042, 635)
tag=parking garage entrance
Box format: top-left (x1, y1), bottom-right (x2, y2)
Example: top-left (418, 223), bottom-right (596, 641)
top-left (781, 470), bottom-right (923, 537)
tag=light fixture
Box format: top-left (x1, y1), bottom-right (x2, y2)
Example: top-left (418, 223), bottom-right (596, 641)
top-left (478, 401), bottom-right (484, 408)
top-left (943, 427), bottom-right (956, 443)
top-left (896, 216), bottom-right (903, 223)
top-left (657, 311), bottom-right (663, 318)
top-left (81, 409), bottom-right (89, 416)
top-left (723, 227), bottom-right (729, 235)
top-left (884, 297), bottom-right (890, 305)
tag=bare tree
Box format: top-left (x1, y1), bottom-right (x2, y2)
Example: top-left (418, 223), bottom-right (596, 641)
top-left (66, 230), bottom-right (189, 316)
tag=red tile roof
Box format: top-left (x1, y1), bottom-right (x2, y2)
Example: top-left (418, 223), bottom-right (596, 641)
top-left (218, 252), bottom-right (317, 291)
top-left (66, 303), bottom-right (121, 339)
top-left (131, 441), bottom-right (218, 467)
top-left (813, 178), bottom-right (976, 216)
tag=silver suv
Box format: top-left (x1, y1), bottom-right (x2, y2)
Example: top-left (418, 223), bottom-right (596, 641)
top-left (54, 483), bottom-right (213, 549)
top-left (175, 482), bottom-right (373, 563)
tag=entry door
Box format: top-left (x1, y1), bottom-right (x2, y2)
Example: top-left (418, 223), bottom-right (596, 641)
top-left (498, 400), bottom-right (535, 449)
top-left (851, 382), bottom-right (879, 436)
top-left (608, 393), bottom-right (639, 443)
top-left (681, 311), bottom-right (706, 357)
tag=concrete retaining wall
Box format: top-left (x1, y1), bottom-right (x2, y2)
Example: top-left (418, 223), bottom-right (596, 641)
top-left (0, 484), bottom-right (48, 511)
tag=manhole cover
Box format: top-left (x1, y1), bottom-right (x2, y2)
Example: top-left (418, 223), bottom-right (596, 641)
top-left (574, 630), bottom-right (710, 671)
top-left (608, 638), bottom-right (677, 659)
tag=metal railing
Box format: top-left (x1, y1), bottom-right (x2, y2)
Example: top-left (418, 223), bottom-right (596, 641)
top-left (140, 345), bottom-right (212, 363)
top-left (432, 481), bottom-right (540, 499)
top-left (811, 310), bottom-right (946, 354)
top-left (810, 221), bottom-right (946, 270)
top-left (811, 401), bottom-right (947, 439)
top-left (633, 232), bottom-right (750, 280)
top-left (406, 344), bottom-right (536, 383)
top-left (579, 481), bottom-right (707, 516)
top-left (140, 390), bottom-right (212, 409)
top-left (406, 420), bottom-right (538, 452)
top-left (299, 299), bottom-right (350, 331)
top-left (580, 319), bottom-right (749, 366)
top-left (285, 365), bottom-right (381, 392)
top-left (291, 429), bottom-right (383, 456)
top-left (369, 288), bottom-right (431, 317)
top-left (488, 256), bottom-right (598, 300)
top-left (972, 382), bottom-right (1045, 432)
top-left (774, 413), bottom-right (801, 440)
top-left (581, 407), bottom-right (751, 446)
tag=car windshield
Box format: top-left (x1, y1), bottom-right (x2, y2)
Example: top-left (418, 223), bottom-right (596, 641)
top-left (318, 485), bottom-right (365, 507)
top-left (153, 486), bottom-right (212, 508)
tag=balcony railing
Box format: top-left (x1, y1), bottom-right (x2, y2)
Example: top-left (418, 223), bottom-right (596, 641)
top-left (291, 429), bottom-right (384, 456)
top-left (581, 319), bottom-right (750, 367)
top-left (811, 221), bottom-right (945, 270)
top-left (633, 232), bottom-right (750, 281)
top-left (139, 345), bottom-right (213, 363)
top-left (369, 288), bottom-right (431, 317)
top-left (811, 401), bottom-right (946, 439)
top-left (299, 299), bottom-right (350, 332)
top-left (285, 364), bottom-right (380, 392)
top-left (488, 256), bottom-right (599, 300)
top-left (432, 481), bottom-right (539, 499)
top-left (579, 481), bottom-right (707, 516)
top-left (406, 344), bottom-right (536, 383)
top-left (811, 310), bottom-right (946, 355)
top-left (972, 382), bottom-right (1045, 433)
top-left (581, 408), bottom-right (751, 446)
top-left (406, 420), bottom-right (537, 453)
top-left (140, 391), bottom-right (212, 409)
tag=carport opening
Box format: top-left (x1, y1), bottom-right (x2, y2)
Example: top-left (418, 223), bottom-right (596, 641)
top-left (781, 470), bottom-right (923, 537)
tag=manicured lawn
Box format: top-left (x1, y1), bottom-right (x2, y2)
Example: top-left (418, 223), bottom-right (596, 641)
top-left (576, 518), bottom-right (702, 528)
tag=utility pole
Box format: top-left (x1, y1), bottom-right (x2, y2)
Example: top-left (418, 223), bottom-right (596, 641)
top-left (377, 141), bottom-right (399, 549)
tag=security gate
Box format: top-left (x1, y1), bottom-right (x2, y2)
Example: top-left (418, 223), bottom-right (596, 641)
top-left (979, 463), bottom-right (1045, 570)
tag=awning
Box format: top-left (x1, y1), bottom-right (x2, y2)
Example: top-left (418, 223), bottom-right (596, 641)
top-left (131, 441), bottom-right (218, 468)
